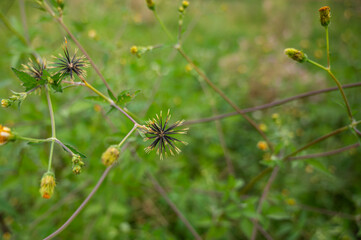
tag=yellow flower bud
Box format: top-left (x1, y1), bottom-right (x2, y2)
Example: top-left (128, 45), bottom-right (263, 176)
top-left (130, 46), bottom-right (138, 54)
top-left (178, 6), bottom-right (185, 13)
top-left (182, 1), bottom-right (189, 8)
top-left (40, 172), bottom-right (56, 199)
top-left (284, 48), bottom-right (308, 63)
top-left (101, 146), bottom-right (120, 166)
top-left (0, 125), bottom-right (12, 146)
top-left (319, 6), bottom-right (331, 27)
top-left (1, 99), bottom-right (10, 108)
top-left (257, 141), bottom-right (268, 151)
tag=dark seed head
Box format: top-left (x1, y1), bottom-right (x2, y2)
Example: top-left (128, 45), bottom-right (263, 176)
top-left (143, 110), bottom-right (188, 159)
top-left (52, 39), bottom-right (88, 80)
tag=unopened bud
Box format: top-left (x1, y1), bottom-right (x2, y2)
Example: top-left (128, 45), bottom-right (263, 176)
top-left (101, 146), bottom-right (120, 166)
top-left (319, 6), bottom-right (331, 27)
top-left (146, 0), bottom-right (155, 10)
top-left (257, 141), bottom-right (268, 151)
top-left (40, 172), bottom-right (56, 199)
top-left (130, 46), bottom-right (138, 54)
top-left (182, 1), bottom-right (189, 8)
top-left (284, 48), bottom-right (308, 63)
top-left (178, 6), bottom-right (184, 13)
top-left (1, 99), bottom-right (10, 108)
top-left (0, 125), bottom-right (12, 145)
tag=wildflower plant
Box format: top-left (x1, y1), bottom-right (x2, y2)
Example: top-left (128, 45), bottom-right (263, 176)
top-left (0, 1), bottom-right (360, 239)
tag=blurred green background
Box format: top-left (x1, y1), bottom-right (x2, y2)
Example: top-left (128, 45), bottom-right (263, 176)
top-left (1, 0), bottom-right (361, 239)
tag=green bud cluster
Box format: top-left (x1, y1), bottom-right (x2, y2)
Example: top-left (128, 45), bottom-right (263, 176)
top-left (72, 154), bottom-right (85, 175)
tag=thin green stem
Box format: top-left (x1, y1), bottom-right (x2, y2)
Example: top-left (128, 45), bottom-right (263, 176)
top-left (153, 10), bottom-right (174, 41)
top-left (325, 26), bottom-right (330, 69)
top-left (16, 136), bottom-right (50, 143)
top-left (45, 87), bottom-right (56, 172)
top-left (307, 59), bottom-right (329, 71)
top-left (78, 75), bottom-right (139, 125)
top-left (117, 124), bottom-right (138, 148)
top-left (327, 70), bottom-right (353, 120)
top-left (307, 59), bottom-right (353, 120)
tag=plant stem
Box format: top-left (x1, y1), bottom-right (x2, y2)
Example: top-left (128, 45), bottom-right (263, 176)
top-left (117, 124), bottom-right (138, 148)
top-left (177, 47), bottom-right (274, 152)
top-left (325, 26), bottom-right (330, 69)
top-left (185, 82), bottom-right (361, 125)
top-left (43, 165), bottom-right (114, 240)
top-left (240, 120), bottom-right (361, 195)
top-left (307, 59), bottom-right (353, 120)
top-left (78, 75), bottom-right (139, 125)
top-left (153, 10), bottom-right (174, 41)
top-left (45, 87), bottom-right (56, 172)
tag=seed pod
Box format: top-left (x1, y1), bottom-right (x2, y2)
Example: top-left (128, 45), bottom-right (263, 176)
top-left (284, 48), bottom-right (308, 63)
top-left (101, 146), bottom-right (120, 166)
top-left (40, 172), bottom-right (56, 199)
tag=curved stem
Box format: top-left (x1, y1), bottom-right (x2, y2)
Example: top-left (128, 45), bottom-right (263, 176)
top-left (45, 87), bottom-right (56, 172)
top-left (307, 59), bottom-right (353, 120)
top-left (42, 165), bottom-right (113, 240)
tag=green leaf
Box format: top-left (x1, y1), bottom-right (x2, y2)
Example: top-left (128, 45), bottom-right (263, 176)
top-left (12, 67), bottom-right (38, 91)
top-left (306, 159), bottom-right (333, 177)
top-left (108, 89), bottom-right (116, 102)
top-left (64, 144), bottom-right (87, 158)
top-left (116, 89), bottom-right (141, 107)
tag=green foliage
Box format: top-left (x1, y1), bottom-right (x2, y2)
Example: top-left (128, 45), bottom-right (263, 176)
top-left (0, 0), bottom-right (361, 239)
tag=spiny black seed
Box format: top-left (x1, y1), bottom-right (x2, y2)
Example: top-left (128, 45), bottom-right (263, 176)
top-left (143, 110), bottom-right (188, 159)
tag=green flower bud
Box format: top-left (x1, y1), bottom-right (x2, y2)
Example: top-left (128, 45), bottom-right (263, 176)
top-left (1, 99), bottom-right (11, 108)
top-left (284, 48), bottom-right (308, 63)
top-left (101, 146), bottom-right (120, 166)
top-left (319, 6), bottom-right (331, 27)
top-left (72, 154), bottom-right (85, 175)
top-left (146, 0), bottom-right (155, 10)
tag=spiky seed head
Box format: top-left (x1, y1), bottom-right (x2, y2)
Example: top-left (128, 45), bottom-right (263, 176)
top-left (319, 6), bottom-right (331, 27)
top-left (284, 48), bottom-right (308, 63)
top-left (101, 146), bottom-right (120, 166)
top-left (53, 39), bottom-right (89, 80)
top-left (143, 109), bottom-right (188, 160)
top-left (22, 58), bottom-right (47, 81)
top-left (40, 172), bottom-right (56, 199)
